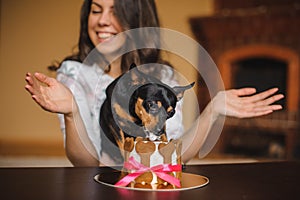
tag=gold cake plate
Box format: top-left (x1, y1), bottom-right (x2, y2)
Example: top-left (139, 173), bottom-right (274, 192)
top-left (94, 171), bottom-right (209, 191)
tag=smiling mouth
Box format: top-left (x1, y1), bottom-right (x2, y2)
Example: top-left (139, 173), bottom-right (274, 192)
top-left (98, 32), bottom-right (115, 41)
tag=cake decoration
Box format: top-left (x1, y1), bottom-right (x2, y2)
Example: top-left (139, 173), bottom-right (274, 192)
top-left (115, 135), bottom-right (183, 189)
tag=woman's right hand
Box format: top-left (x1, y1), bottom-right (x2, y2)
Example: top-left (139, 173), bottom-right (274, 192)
top-left (25, 72), bottom-right (74, 115)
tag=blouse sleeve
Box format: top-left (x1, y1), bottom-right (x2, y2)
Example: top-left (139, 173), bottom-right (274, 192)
top-left (56, 61), bottom-right (101, 158)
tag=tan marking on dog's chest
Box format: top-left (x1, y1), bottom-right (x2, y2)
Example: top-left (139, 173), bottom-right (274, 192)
top-left (135, 98), bottom-right (159, 129)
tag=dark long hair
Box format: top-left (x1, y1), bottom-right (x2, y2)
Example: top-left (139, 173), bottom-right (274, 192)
top-left (49, 0), bottom-right (168, 73)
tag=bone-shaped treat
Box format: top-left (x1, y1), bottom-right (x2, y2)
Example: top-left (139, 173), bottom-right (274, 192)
top-left (174, 140), bottom-right (182, 164)
top-left (123, 137), bottom-right (134, 162)
top-left (158, 141), bottom-right (175, 164)
top-left (134, 171), bottom-right (153, 185)
top-left (157, 141), bottom-right (176, 186)
top-left (134, 140), bottom-right (156, 185)
top-left (135, 140), bottom-right (156, 167)
top-left (135, 137), bottom-right (144, 142)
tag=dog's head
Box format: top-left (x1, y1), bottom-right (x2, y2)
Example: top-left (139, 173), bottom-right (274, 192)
top-left (129, 82), bottom-right (194, 140)
top-left (111, 63), bottom-right (194, 141)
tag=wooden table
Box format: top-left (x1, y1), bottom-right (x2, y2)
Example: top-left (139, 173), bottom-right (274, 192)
top-left (1, 161), bottom-right (299, 200)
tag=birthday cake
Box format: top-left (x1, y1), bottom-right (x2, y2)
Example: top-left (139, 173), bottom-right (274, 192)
top-left (116, 134), bottom-right (182, 189)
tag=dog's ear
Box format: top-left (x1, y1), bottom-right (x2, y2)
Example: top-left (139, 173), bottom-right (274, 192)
top-left (173, 82), bottom-right (195, 101)
top-left (128, 63), bottom-right (147, 85)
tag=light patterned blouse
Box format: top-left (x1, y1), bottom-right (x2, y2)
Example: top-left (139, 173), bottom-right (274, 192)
top-left (56, 60), bottom-right (184, 158)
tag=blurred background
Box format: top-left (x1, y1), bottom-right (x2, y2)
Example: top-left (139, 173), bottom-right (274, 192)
top-left (0, 0), bottom-right (299, 167)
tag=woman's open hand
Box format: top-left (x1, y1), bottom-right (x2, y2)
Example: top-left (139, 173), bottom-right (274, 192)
top-left (25, 72), bottom-right (74, 115)
top-left (212, 87), bottom-right (284, 118)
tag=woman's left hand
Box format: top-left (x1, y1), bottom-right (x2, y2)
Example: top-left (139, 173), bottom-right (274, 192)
top-left (212, 87), bottom-right (284, 118)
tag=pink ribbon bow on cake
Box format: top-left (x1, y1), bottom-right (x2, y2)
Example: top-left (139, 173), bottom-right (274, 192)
top-left (115, 156), bottom-right (182, 188)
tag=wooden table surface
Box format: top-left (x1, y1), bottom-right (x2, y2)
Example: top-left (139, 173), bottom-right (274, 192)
top-left (1, 161), bottom-right (299, 200)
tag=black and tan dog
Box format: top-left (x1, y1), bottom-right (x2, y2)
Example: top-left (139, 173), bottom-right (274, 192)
top-left (99, 63), bottom-right (194, 164)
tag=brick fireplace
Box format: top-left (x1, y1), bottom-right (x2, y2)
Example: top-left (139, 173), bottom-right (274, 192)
top-left (190, 0), bottom-right (300, 159)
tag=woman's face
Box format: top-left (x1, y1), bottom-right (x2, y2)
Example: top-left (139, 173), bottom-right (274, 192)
top-left (88, 0), bottom-right (125, 54)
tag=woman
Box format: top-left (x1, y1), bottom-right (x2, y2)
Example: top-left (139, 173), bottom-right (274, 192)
top-left (25, 0), bottom-right (284, 166)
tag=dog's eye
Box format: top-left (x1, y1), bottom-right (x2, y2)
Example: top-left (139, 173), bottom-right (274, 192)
top-left (146, 101), bottom-right (158, 111)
